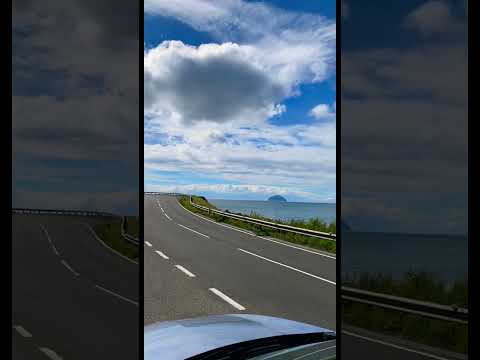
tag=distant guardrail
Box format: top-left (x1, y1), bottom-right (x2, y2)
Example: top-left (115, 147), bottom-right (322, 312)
top-left (145, 192), bottom-right (186, 196)
top-left (121, 216), bottom-right (139, 246)
top-left (12, 208), bottom-right (120, 218)
top-left (341, 286), bottom-right (468, 324)
top-left (188, 196), bottom-right (336, 241)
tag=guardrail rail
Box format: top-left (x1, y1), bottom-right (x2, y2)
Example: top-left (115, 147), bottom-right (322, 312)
top-left (188, 196), bottom-right (336, 241)
top-left (121, 216), bottom-right (139, 246)
top-left (341, 286), bottom-right (468, 324)
top-left (12, 208), bottom-right (120, 218)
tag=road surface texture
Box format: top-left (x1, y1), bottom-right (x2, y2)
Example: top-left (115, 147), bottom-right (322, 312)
top-left (144, 194), bottom-right (336, 330)
top-left (12, 214), bottom-right (139, 360)
top-left (144, 195), bottom-right (466, 360)
top-left (342, 326), bottom-right (467, 360)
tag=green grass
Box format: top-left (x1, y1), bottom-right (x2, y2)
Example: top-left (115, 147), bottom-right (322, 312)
top-left (124, 216), bottom-right (139, 238)
top-left (179, 195), bottom-right (336, 254)
top-left (342, 272), bottom-right (468, 354)
top-left (94, 220), bottom-right (139, 262)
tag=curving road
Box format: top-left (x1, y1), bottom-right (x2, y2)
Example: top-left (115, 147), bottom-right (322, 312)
top-left (12, 214), bottom-right (139, 360)
top-left (144, 194), bottom-right (336, 330)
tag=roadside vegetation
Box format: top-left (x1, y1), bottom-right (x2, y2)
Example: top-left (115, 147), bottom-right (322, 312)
top-left (342, 272), bottom-right (468, 354)
top-left (124, 216), bottom-right (139, 238)
top-left (94, 219), bottom-right (139, 262)
top-left (178, 195), bottom-right (336, 254)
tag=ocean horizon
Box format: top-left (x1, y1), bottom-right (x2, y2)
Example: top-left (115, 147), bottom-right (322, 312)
top-left (208, 198), bottom-right (336, 223)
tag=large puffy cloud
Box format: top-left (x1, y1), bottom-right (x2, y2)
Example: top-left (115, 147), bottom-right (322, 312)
top-left (144, 0), bottom-right (335, 124)
top-left (144, 41), bottom-right (286, 124)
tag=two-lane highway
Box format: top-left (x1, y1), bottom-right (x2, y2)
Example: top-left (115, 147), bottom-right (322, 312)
top-left (12, 214), bottom-right (139, 360)
top-left (144, 195), bottom-right (336, 330)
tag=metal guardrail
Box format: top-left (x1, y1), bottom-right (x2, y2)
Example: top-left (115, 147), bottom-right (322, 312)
top-left (145, 192), bottom-right (186, 196)
top-left (188, 196), bottom-right (336, 241)
top-left (341, 286), bottom-right (468, 324)
top-left (121, 216), bottom-right (139, 246)
top-left (12, 208), bottom-right (119, 218)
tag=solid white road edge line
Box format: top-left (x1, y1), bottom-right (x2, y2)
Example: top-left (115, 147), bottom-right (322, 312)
top-left (178, 202), bottom-right (256, 237)
top-left (95, 285), bottom-right (139, 306)
top-left (60, 260), bottom-right (79, 276)
top-left (40, 224), bottom-right (60, 255)
top-left (164, 213), bottom-right (172, 221)
top-left (39, 348), bottom-right (63, 360)
top-left (175, 264), bottom-right (196, 277)
top-left (209, 288), bottom-right (246, 311)
top-left (83, 223), bottom-right (138, 265)
top-left (258, 236), bottom-right (336, 260)
top-left (176, 223), bottom-right (210, 238)
top-left (155, 250), bottom-right (169, 260)
top-left (295, 345), bottom-right (337, 360)
top-left (238, 248), bottom-right (336, 285)
top-left (13, 325), bottom-right (32, 338)
top-left (342, 330), bottom-right (450, 360)
top-left (178, 200), bottom-right (335, 259)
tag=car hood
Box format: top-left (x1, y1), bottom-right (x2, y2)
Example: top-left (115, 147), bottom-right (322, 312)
top-left (144, 314), bottom-right (333, 360)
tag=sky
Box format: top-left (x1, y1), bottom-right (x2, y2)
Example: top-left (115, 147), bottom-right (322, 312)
top-left (341, 0), bottom-right (468, 234)
top-left (12, 0), bottom-right (139, 215)
top-left (144, 0), bottom-right (337, 203)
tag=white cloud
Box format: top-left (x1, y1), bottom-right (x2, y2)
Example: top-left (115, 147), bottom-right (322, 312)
top-left (144, 41), bottom-right (287, 124)
top-left (144, 183), bottom-right (325, 201)
top-left (404, 1), bottom-right (454, 37)
top-left (144, 118), bottom-right (336, 189)
top-left (144, 0), bottom-right (336, 46)
top-left (309, 102), bottom-right (336, 120)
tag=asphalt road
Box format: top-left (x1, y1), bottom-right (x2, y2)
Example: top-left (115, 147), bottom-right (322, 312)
top-left (12, 214), bottom-right (139, 360)
top-left (144, 195), bottom-right (467, 360)
top-left (144, 195), bottom-right (336, 331)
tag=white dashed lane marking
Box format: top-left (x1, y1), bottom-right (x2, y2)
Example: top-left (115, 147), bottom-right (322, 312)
top-left (39, 347), bottom-right (63, 360)
top-left (155, 250), bottom-right (169, 260)
top-left (175, 264), bottom-right (196, 278)
top-left (95, 285), bottom-right (139, 306)
top-left (209, 288), bottom-right (246, 311)
top-left (13, 325), bottom-right (32, 338)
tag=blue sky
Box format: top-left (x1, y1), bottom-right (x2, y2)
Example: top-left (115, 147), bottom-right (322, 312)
top-left (144, 0), bottom-right (336, 202)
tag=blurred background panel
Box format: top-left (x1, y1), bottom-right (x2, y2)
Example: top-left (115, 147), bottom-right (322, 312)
top-left (12, 1), bottom-right (139, 359)
top-left (341, 0), bottom-right (468, 358)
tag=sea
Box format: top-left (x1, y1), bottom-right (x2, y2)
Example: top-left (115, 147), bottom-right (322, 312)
top-left (209, 199), bottom-right (336, 223)
top-left (343, 231), bottom-right (468, 282)
top-left (208, 199), bottom-right (467, 283)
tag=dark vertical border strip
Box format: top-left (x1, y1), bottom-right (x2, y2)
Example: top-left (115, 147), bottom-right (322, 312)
top-left (336, 0), bottom-right (341, 358)
top-left (139, 1), bottom-right (144, 358)
top-left (8, 0), bottom-right (14, 348)
top-left (467, 0), bottom-right (472, 358)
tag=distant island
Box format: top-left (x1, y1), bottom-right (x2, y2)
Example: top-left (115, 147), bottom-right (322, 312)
top-left (268, 195), bottom-right (287, 202)
top-left (341, 220), bottom-right (351, 231)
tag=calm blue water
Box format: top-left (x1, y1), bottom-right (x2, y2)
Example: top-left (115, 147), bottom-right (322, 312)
top-left (342, 232), bottom-right (468, 282)
top-left (209, 199), bottom-right (336, 223)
